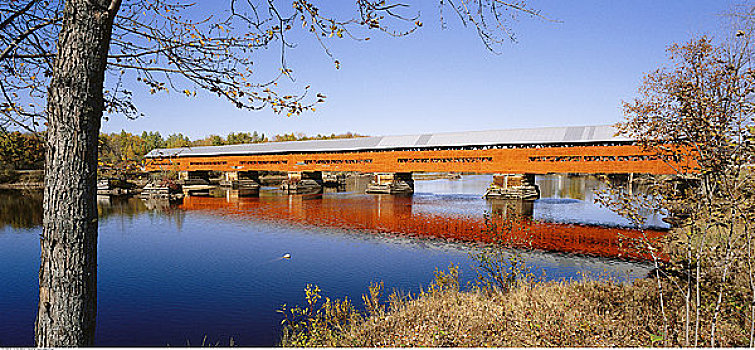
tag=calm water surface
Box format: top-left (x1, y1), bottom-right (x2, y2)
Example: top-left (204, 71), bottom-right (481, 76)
top-left (0, 175), bottom-right (665, 346)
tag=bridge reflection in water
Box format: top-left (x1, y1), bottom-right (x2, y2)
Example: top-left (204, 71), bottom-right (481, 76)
top-left (177, 192), bottom-right (665, 261)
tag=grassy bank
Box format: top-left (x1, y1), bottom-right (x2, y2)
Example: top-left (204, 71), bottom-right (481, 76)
top-left (280, 263), bottom-right (748, 347)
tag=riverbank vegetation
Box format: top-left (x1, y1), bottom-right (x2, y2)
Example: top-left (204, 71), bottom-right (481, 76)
top-left (280, 28), bottom-right (755, 348)
top-left (280, 265), bottom-right (745, 347)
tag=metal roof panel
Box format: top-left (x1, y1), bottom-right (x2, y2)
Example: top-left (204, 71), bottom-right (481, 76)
top-left (144, 125), bottom-right (630, 158)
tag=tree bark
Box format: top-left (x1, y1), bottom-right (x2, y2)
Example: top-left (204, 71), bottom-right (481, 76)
top-left (36, 0), bottom-right (117, 346)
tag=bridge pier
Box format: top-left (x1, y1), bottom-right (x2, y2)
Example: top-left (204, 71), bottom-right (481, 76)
top-left (178, 170), bottom-right (211, 185)
top-left (322, 172), bottom-right (346, 188)
top-left (366, 172), bottom-right (414, 195)
top-left (220, 170), bottom-right (260, 196)
top-left (281, 171), bottom-right (323, 194)
top-left (179, 170), bottom-right (214, 196)
top-left (484, 174), bottom-right (540, 200)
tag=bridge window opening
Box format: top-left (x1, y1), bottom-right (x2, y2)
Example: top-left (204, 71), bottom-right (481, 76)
top-left (530, 155), bottom-right (660, 162)
top-left (189, 161), bottom-right (228, 166)
top-left (240, 160), bottom-right (288, 165)
top-left (398, 157), bottom-right (492, 163)
top-left (302, 159), bottom-right (373, 165)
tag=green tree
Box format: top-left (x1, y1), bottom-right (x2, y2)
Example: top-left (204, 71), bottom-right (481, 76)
top-left (226, 131), bottom-right (255, 145)
top-left (165, 133), bottom-right (192, 148)
top-left (141, 131), bottom-right (165, 154)
top-left (210, 135), bottom-right (225, 146)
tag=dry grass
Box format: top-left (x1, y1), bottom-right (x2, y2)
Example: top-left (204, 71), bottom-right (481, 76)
top-left (336, 278), bottom-right (666, 347)
top-left (280, 269), bottom-right (749, 347)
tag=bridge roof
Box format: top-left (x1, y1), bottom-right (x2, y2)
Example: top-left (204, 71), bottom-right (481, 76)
top-left (145, 125), bottom-right (631, 158)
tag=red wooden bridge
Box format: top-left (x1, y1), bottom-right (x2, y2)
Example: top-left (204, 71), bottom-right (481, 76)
top-left (144, 125), bottom-right (686, 175)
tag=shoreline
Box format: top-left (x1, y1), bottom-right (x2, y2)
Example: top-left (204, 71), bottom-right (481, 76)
top-left (0, 182), bottom-right (44, 190)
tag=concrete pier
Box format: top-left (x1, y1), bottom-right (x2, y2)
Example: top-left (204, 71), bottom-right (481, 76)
top-left (178, 170), bottom-right (211, 185)
top-left (322, 172), bottom-right (346, 187)
top-left (365, 172), bottom-right (414, 194)
top-left (281, 171), bottom-right (323, 194)
top-left (219, 171), bottom-right (261, 196)
top-left (484, 174), bottom-right (539, 200)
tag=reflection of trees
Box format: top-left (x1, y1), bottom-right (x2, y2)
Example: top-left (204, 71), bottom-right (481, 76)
top-left (537, 175), bottom-right (591, 200)
top-left (487, 199), bottom-right (533, 219)
top-left (0, 192), bottom-right (188, 231)
top-left (140, 198), bottom-right (186, 231)
top-left (0, 190), bottom-right (43, 230)
top-left (96, 196), bottom-right (149, 220)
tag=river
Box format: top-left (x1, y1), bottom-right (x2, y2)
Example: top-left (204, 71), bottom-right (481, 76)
top-left (0, 174), bottom-right (666, 346)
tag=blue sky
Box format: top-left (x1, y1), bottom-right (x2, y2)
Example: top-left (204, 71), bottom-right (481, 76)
top-left (101, 0), bottom-right (734, 139)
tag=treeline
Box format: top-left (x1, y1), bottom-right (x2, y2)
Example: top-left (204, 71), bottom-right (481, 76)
top-left (0, 132), bottom-right (45, 171)
top-left (1, 130), bottom-right (364, 172)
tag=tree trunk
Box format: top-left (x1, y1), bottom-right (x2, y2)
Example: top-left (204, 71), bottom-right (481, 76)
top-left (36, 0), bottom-right (118, 346)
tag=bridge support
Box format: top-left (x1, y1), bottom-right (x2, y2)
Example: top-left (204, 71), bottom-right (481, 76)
top-left (484, 174), bottom-right (539, 200)
top-left (366, 172), bottom-right (414, 195)
top-left (322, 172), bottom-right (346, 188)
top-left (220, 170), bottom-right (260, 196)
top-left (281, 171), bottom-right (323, 194)
top-left (178, 170), bottom-right (211, 185)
